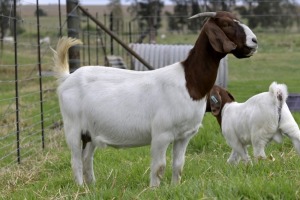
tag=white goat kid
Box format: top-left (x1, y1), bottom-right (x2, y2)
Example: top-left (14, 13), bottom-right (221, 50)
top-left (52, 11), bottom-right (257, 187)
top-left (207, 82), bottom-right (300, 164)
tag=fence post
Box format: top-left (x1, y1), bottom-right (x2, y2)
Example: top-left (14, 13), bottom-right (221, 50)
top-left (66, 0), bottom-right (81, 72)
top-left (36, 0), bottom-right (45, 149)
top-left (110, 12), bottom-right (114, 55)
top-left (58, 0), bottom-right (62, 37)
top-left (13, 0), bottom-right (20, 164)
top-left (87, 12), bottom-right (91, 65)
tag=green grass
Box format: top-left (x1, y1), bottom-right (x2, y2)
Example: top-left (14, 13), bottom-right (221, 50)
top-left (1, 32), bottom-right (300, 199)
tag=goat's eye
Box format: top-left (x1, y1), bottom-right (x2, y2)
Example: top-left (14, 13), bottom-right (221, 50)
top-left (222, 22), bottom-right (229, 27)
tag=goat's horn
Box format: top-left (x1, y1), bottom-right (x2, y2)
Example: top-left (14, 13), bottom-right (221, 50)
top-left (188, 12), bottom-right (216, 19)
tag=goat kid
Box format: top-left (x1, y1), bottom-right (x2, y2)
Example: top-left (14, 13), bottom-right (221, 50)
top-left (52, 11), bottom-right (257, 187)
top-left (207, 83), bottom-right (300, 164)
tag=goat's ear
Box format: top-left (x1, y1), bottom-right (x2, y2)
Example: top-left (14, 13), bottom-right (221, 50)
top-left (210, 92), bottom-right (222, 116)
top-left (227, 91), bottom-right (235, 101)
top-left (205, 20), bottom-right (237, 53)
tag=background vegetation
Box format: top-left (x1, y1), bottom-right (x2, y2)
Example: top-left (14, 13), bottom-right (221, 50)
top-left (1, 0), bottom-right (300, 199)
top-left (1, 31), bottom-right (300, 199)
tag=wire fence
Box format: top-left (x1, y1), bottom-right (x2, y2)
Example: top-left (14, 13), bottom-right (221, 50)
top-left (0, 1), bottom-right (65, 170)
top-left (1, 1), bottom-right (300, 171)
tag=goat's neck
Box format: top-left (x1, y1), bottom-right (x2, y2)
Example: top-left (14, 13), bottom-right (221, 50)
top-left (182, 33), bottom-right (226, 101)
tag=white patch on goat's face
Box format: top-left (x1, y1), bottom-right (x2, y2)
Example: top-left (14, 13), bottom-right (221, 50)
top-left (239, 22), bottom-right (258, 49)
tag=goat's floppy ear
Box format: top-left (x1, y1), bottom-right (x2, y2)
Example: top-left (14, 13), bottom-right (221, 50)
top-left (227, 91), bottom-right (235, 101)
top-left (205, 20), bottom-right (237, 53)
top-left (210, 92), bottom-right (222, 116)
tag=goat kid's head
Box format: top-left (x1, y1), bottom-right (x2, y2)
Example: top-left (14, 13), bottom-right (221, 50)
top-left (206, 85), bottom-right (235, 125)
top-left (190, 11), bottom-right (258, 58)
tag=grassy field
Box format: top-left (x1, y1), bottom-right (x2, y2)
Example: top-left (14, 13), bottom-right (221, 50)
top-left (1, 30), bottom-right (300, 199)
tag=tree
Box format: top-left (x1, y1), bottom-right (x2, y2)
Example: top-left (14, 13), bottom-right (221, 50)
top-left (241, 0), bottom-right (297, 30)
top-left (108, 0), bottom-right (124, 34)
top-left (35, 8), bottom-right (48, 17)
top-left (128, 0), bottom-right (164, 43)
top-left (0, 0), bottom-right (23, 40)
top-left (172, 0), bottom-right (189, 33)
top-left (167, 0), bottom-right (203, 33)
top-left (0, 0), bottom-right (23, 54)
top-left (0, 0), bottom-right (10, 40)
top-left (187, 0), bottom-right (202, 33)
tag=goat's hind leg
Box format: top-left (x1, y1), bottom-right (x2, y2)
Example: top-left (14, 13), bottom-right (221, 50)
top-left (227, 150), bottom-right (240, 164)
top-left (82, 141), bottom-right (96, 184)
top-left (65, 127), bottom-right (84, 185)
top-left (279, 103), bottom-right (300, 154)
top-left (226, 138), bottom-right (251, 164)
top-left (252, 137), bottom-right (267, 160)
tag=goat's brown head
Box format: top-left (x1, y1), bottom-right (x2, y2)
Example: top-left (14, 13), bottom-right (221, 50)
top-left (206, 85), bottom-right (235, 126)
top-left (190, 11), bottom-right (258, 58)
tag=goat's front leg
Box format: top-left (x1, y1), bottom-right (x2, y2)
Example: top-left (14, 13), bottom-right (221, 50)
top-left (150, 134), bottom-right (171, 187)
top-left (172, 137), bottom-right (191, 185)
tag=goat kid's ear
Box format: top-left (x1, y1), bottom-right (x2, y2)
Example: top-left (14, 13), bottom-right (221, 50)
top-left (227, 91), bottom-right (235, 101)
top-left (210, 93), bottom-right (222, 116)
top-left (205, 20), bottom-right (237, 53)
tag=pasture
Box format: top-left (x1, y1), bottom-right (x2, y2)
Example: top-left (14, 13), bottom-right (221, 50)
top-left (1, 31), bottom-right (300, 199)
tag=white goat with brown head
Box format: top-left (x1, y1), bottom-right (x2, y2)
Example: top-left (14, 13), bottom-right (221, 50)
top-left (207, 83), bottom-right (300, 164)
top-left (52, 11), bottom-right (257, 187)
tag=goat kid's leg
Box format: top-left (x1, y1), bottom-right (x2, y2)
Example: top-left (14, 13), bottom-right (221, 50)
top-left (279, 103), bottom-right (300, 154)
top-left (227, 139), bottom-right (251, 165)
top-left (82, 142), bottom-right (96, 184)
top-left (171, 137), bottom-right (191, 185)
top-left (227, 150), bottom-right (240, 165)
top-left (252, 134), bottom-right (268, 160)
top-left (150, 135), bottom-right (171, 187)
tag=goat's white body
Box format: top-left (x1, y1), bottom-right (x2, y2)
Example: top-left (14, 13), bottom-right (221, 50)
top-left (59, 63), bottom-right (205, 147)
top-left (221, 82), bottom-right (300, 164)
top-left (58, 62), bottom-right (205, 185)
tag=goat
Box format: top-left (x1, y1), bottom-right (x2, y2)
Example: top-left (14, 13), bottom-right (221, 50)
top-left (52, 11), bottom-right (258, 187)
top-left (207, 83), bottom-right (300, 164)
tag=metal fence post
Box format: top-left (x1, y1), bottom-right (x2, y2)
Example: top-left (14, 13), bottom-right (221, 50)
top-left (36, 0), bottom-right (45, 149)
top-left (13, 0), bottom-right (20, 164)
top-left (110, 12), bottom-right (114, 55)
top-left (66, 0), bottom-right (81, 72)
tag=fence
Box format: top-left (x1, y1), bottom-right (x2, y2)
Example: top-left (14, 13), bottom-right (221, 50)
top-left (0, 1), bottom-right (155, 170)
top-left (1, 1), bottom-right (300, 171)
top-left (0, 1), bottom-right (65, 170)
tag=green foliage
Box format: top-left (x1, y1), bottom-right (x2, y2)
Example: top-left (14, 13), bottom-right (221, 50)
top-left (129, 0), bottom-right (164, 30)
top-left (166, 0), bottom-right (203, 33)
top-left (237, 0), bottom-right (298, 30)
top-left (34, 8), bottom-right (48, 17)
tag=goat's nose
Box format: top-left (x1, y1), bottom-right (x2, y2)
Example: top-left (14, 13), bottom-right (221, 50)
top-left (252, 38), bottom-right (258, 44)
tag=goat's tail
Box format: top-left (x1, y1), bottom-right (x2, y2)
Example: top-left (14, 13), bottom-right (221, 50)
top-left (269, 82), bottom-right (288, 122)
top-left (270, 82), bottom-right (300, 156)
top-left (269, 82), bottom-right (288, 105)
top-left (51, 37), bottom-right (82, 82)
